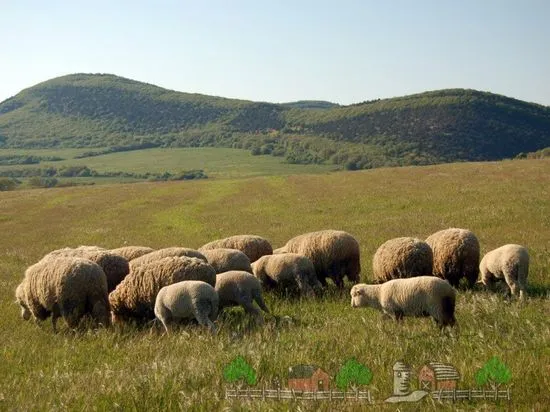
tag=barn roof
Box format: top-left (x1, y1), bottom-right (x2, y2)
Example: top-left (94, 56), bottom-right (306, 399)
top-left (424, 362), bottom-right (460, 381)
top-left (288, 364), bottom-right (322, 379)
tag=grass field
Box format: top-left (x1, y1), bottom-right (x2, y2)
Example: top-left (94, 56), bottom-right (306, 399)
top-left (1, 158), bottom-right (549, 411)
top-left (0, 147), bottom-right (336, 182)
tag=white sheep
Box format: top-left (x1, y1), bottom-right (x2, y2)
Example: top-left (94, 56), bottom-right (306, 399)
top-left (200, 248), bottom-right (253, 274)
top-left (154, 280), bottom-right (219, 334)
top-left (350, 276), bottom-right (457, 329)
top-left (479, 244), bottom-right (529, 300)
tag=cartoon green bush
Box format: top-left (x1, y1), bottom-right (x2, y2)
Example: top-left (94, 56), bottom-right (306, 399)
top-left (335, 358), bottom-right (373, 390)
top-left (223, 356), bottom-right (257, 387)
top-left (475, 356), bottom-right (511, 390)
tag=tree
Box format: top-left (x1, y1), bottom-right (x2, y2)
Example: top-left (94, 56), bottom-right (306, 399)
top-left (335, 358), bottom-right (373, 390)
top-left (475, 356), bottom-right (512, 389)
top-left (223, 356), bottom-right (257, 387)
top-left (0, 177), bottom-right (17, 191)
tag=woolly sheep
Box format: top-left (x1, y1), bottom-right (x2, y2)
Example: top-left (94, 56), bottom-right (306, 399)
top-left (215, 270), bottom-right (270, 324)
top-left (350, 276), bottom-right (457, 329)
top-left (425, 228), bottom-right (480, 288)
top-left (480, 244), bottom-right (529, 300)
top-left (15, 256), bottom-right (110, 331)
top-left (110, 246), bottom-right (155, 261)
top-left (277, 230), bottom-right (361, 288)
top-left (372, 237), bottom-right (433, 283)
top-left (129, 247), bottom-right (207, 270)
top-left (200, 248), bottom-right (253, 274)
top-left (199, 235), bottom-right (273, 263)
top-left (154, 280), bottom-right (219, 334)
top-left (109, 256), bottom-right (216, 323)
top-left (44, 247), bottom-right (129, 292)
top-left (251, 253), bottom-right (322, 297)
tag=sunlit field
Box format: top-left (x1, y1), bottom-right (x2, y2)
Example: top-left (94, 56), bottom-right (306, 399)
top-left (1, 159), bottom-right (549, 411)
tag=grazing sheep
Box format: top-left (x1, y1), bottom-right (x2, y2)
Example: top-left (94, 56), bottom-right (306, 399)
top-left (109, 256), bottom-right (216, 323)
top-left (44, 247), bottom-right (129, 292)
top-left (372, 237), bottom-right (433, 283)
top-left (350, 276), bottom-right (457, 329)
top-left (480, 244), bottom-right (529, 300)
top-left (15, 256), bottom-right (110, 331)
top-left (425, 228), bottom-right (480, 288)
top-left (199, 235), bottom-right (273, 263)
top-left (129, 247), bottom-right (207, 270)
top-left (154, 281), bottom-right (219, 334)
top-left (251, 253), bottom-right (322, 297)
top-left (200, 248), bottom-right (253, 274)
top-left (110, 246), bottom-right (155, 261)
top-left (215, 270), bottom-right (270, 324)
top-left (277, 230), bottom-right (361, 288)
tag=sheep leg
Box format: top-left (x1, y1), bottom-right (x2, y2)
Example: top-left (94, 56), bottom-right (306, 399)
top-left (51, 306), bottom-right (60, 333)
top-left (155, 305), bottom-right (172, 335)
top-left (393, 310), bottom-right (404, 322)
top-left (194, 300), bottom-right (217, 335)
top-left (252, 290), bottom-right (270, 314)
top-left (240, 298), bottom-right (264, 325)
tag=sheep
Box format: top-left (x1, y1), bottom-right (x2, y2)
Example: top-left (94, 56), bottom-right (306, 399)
top-left (129, 247), bottom-right (207, 270)
top-left (372, 237), bottom-right (433, 283)
top-left (44, 247), bottom-right (129, 292)
top-left (199, 235), bottom-right (273, 263)
top-left (425, 228), bottom-right (480, 288)
top-left (350, 276), bottom-right (457, 329)
top-left (15, 256), bottom-right (110, 332)
top-left (109, 256), bottom-right (216, 323)
top-left (251, 253), bottom-right (323, 297)
top-left (215, 270), bottom-right (270, 324)
top-left (200, 248), bottom-right (253, 274)
top-left (276, 230), bottom-right (361, 288)
top-left (154, 280), bottom-right (219, 334)
top-left (110, 246), bottom-right (155, 261)
top-left (479, 244), bottom-right (529, 300)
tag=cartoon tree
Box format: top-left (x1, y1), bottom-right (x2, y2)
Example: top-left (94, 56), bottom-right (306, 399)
top-left (475, 356), bottom-right (512, 390)
top-left (223, 356), bottom-right (257, 387)
top-left (335, 358), bottom-right (373, 390)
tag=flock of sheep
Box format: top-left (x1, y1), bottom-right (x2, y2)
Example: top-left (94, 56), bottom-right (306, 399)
top-left (14, 228), bottom-right (529, 333)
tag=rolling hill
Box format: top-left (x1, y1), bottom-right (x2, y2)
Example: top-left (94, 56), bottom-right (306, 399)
top-left (1, 73), bottom-right (549, 169)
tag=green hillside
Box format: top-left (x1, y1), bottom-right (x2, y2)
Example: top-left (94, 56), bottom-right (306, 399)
top-left (1, 73), bottom-right (549, 169)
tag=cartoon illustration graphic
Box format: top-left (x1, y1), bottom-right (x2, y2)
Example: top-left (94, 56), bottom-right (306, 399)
top-left (223, 356), bottom-right (257, 387)
top-left (385, 361), bottom-right (428, 403)
top-left (288, 365), bottom-right (330, 392)
top-left (475, 356), bottom-right (511, 390)
top-left (335, 358), bottom-right (373, 391)
top-left (418, 362), bottom-right (460, 391)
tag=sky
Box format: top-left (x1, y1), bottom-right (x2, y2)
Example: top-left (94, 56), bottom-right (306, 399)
top-left (1, 0), bottom-right (549, 105)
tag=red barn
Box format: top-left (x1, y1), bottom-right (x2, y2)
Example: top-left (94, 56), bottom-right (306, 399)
top-left (418, 362), bottom-right (460, 391)
top-left (288, 365), bottom-right (330, 392)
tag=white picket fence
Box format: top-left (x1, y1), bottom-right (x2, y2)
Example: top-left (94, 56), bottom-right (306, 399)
top-left (431, 388), bottom-right (511, 401)
top-left (225, 387), bottom-right (373, 402)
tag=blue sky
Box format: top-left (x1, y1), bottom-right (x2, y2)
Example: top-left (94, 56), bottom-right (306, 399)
top-left (1, 0), bottom-right (549, 105)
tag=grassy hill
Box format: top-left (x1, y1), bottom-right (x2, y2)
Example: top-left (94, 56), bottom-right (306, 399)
top-left (1, 158), bottom-right (549, 410)
top-left (1, 73), bottom-right (549, 170)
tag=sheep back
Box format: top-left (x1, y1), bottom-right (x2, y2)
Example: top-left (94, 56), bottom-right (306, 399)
top-left (480, 244), bottom-right (529, 299)
top-left (372, 237), bottom-right (433, 283)
top-left (109, 256), bottom-right (216, 322)
top-left (200, 248), bottom-right (253, 274)
top-left (110, 246), bottom-right (155, 261)
top-left (425, 228), bottom-right (480, 288)
top-left (199, 235), bottom-right (273, 263)
top-left (129, 247), bottom-right (206, 270)
top-left (280, 230), bottom-right (361, 287)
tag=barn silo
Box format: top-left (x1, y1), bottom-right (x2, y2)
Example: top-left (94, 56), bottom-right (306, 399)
top-left (393, 361), bottom-right (412, 396)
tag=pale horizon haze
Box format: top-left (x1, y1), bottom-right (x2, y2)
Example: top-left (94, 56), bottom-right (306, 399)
top-left (1, 0), bottom-right (549, 106)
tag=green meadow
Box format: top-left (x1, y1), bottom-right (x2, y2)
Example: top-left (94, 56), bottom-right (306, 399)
top-left (1, 158), bottom-right (549, 411)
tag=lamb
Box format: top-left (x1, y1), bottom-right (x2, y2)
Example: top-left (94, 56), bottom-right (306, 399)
top-left (276, 230), bottom-right (361, 288)
top-left (251, 253), bottom-right (323, 297)
top-left (479, 244), bottom-right (529, 300)
top-left (425, 228), bottom-right (480, 288)
top-left (200, 248), bottom-right (253, 274)
top-left (372, 237), bottom-right (433, 283)
top-left (109, 256), bottom-right (216, 323)
top-left (110, 246), bottom-right (155, 261)
top-left (350, 276), bottom-right (457, 329)
top-left (44, 247), bottom-right (129, 292)
top-left (129, 247), bottom-right (207, 270)
top-left (199, 235), bottom-right (273, 263)
top-left (15, 256), bottom-right (111, 331)
top-left (215, 270), bottom-right (270, 324)
top-left (154, 281), bottom-right (219, 334)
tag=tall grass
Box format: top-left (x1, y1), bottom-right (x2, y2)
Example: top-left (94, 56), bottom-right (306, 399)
top-left (1, 159), bottom-right (549, 411)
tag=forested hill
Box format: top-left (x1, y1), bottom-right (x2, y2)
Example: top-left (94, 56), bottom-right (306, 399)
top-left (1, 73), bottom-right (549, 169)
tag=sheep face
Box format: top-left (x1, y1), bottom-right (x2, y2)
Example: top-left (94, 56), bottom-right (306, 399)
top-left (15, 285), bottom-right (31, 321)
top-left (350, 284), bottom-right (376, 308)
